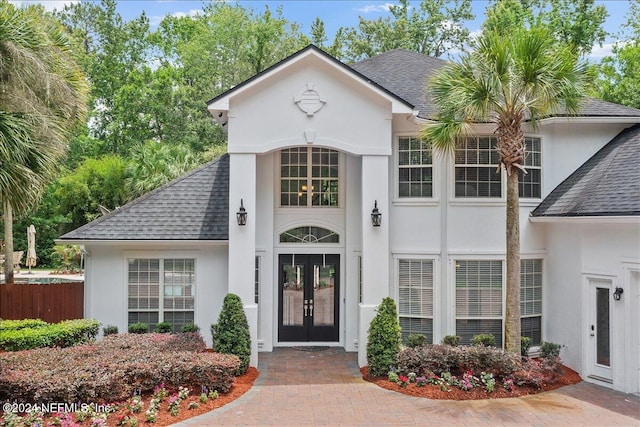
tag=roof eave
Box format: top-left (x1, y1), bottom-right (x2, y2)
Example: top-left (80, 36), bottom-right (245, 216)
top-left (56, 239), bottom-right (229, 246)
top-left (529, 215), bottom-right (640, 223)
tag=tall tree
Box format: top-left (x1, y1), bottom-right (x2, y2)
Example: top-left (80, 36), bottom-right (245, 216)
top-left (422, 25), bottom-right (588, 354)
top-left (484, 0), bottom-right (608, 57)
top-left (334, 0), bottom-right (473, 62)
top-left (596, 0), bottom-right (640, 109)
top-left (0, 3), bottom-right (88, 283)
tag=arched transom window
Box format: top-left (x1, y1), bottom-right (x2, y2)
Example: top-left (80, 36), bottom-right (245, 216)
top-left (279, 226), bottom-right (339, 243)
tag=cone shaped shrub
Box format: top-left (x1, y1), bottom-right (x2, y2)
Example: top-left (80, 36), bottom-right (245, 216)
top-left (211, 293), bottom-right (251, 374)
top-left (366, 297), bottom-right (401, 377)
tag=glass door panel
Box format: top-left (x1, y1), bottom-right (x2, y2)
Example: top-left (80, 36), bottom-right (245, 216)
top-left (312, 263), bottom-right (335, 327)
top-left (282, 263), bottom-right (304, 327)
top-left (596, 287), bottom-right (611, 366)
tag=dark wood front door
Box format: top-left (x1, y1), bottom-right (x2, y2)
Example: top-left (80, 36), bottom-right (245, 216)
top-left (278, 254), bottom-right (339, 342)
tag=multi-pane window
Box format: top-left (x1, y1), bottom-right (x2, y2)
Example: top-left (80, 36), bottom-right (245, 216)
top-left (398, 136), bottom-right (433, 197)
top-left (279, 226), bottom-right (339, 243)
top-left (519, 138), bottom-right (542, 198)
top-left (398, 259), bottom-right (434, 343)
top-left (455, 136), bottom-right (542, 199)
top-left (521, 259), bottom-right (542, 345)
top-left (455, 136), bottom-right (502, 198)
top-left (455, 260), bottom-right (503, 347)
top-left (128, 258), bottom-right (195, 332)
top-left (280, 147), bottom-right (339, 207)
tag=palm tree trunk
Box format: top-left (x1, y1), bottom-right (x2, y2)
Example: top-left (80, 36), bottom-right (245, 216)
top-left (505, 171), bottom-right (521, 354)
top-left (3, 201), bottom-right (14, 285)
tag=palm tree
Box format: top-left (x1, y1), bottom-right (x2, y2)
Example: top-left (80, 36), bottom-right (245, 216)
top-left (0, 4), bottom-right (88, 283)
top-left (422, 26), bottom-right (588, 354)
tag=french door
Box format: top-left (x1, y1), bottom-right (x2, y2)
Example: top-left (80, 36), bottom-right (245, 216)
top-left (278, 254), bottom-right (339, 342)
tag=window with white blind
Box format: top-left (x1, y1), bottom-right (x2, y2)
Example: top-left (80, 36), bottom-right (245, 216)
top-left (398, 259), bottom-right (434, 343)
top-left (128, 258), bottom-right (195, 332)
top-left (521, 259), bottom-right (543, 345)
top-left (280, 147), bottom-right (339, 207)
top-left (398, 136), bottom-right (433, 198)
top-left (455, 260), bottom-right (503, 347)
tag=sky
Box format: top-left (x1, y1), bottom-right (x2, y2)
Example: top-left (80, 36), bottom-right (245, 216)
top-left (12, 0), bottom-right (635, 60)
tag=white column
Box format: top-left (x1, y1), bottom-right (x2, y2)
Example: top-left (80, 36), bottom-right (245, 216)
top-left (228, 153), bottom-right (259, 367)
top-left (358, 155), bottom-right (390, 366)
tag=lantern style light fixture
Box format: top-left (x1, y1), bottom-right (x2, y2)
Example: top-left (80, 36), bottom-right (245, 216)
top-left (237, 199), bottom-right (247, 226)
top-left (613, 287), bottom-right (624, 301)
top-left (371, 200), bottom-right (382, 227)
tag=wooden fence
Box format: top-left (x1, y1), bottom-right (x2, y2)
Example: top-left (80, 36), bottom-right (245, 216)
top-left (0, 282), bottom-right (84, 323)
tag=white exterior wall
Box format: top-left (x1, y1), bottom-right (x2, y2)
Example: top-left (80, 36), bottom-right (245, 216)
top-left (84, 243), bottom-right (228, 348)
top-left (543, 221), bottom-right (640, 394)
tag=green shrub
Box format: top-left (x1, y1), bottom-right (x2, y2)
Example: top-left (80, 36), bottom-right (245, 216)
top-left (163, 332), bottom-right (207, 353)
top-left (154, 322), bottom-right (172, 334)
top-left (0, 319), bottom-right (100, 351)
top-left (521, 336), bottom-right (532, 357)
top-left (0, 319), bottom-right (48, 331)
top-left (0, 333), bottom-right (239, 403)
top-left (396, 344), bottom-right (520, 378)
top-left (103, 325), bottom-right (118, 336)
top-left (441, 335), bottom-right (460, 346)
top-left (540, 341), bottom-right (562, 359)
top-left (366, 297), bottom-right (401, 377)
top-left (405, 333), bottom-right (427, 348)
top-left (211, 293), bottom-right (251, 375)
top-left (128, 322), bottom-right (148, 334)
top-left (181, 323), bottom-right (200, 333)
top-left (471, 333), bottom-right (496, 347)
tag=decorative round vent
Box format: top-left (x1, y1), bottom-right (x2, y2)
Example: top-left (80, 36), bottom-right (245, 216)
top-left (294, 83), bottom-right (326, 117)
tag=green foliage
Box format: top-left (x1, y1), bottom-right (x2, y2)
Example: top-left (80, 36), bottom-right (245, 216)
top-left (0, 319), bottom-right (100, 351)
top-left (103, 325), bottom-right (118, 336)
top-left (0, 318), bottom-right (48, 331)
top-left (128, 322), bottom-right (149, 334)
top-left (55, 155), bottom-right (128, 233)
top-left (540, 341), bottom-right (562, 359)
top-left (181, 323), bottom-right (200, 333)
top-left (50, 244), bottom-right (82, 273)
top-left (471, 333), bottom-right (496, 347)
top-left (0, 333), bottom-right (239, 403)
top-left (335, 0), bottom-right (474, 61)
top-left (521, 336), bottom-right (532, 357)
top-left (366, 297), bottom-right (402, 377)
top-left (405, 333), bottom-right (428, 348)
top-left (441, 335), bottom-right (461, 346)
top-left (154, 322), bottom-right (172, 334)
top-left (211, 293), bottom-right (251, 375)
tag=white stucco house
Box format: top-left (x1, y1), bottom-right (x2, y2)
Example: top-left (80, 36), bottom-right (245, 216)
top-left (60, 46), bottom-right (640, 394)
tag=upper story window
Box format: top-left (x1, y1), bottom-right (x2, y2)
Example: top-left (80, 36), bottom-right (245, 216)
top-left (519, 137), bottom-right (542, 198)
top-left (455, 136), bottom-right (502, 198)
top-left (280, 147), bottom-right (339, 207)
top-left (455, 136), bottom-right (542, 199)
top-left (398, 136), bottom-right (433, 198)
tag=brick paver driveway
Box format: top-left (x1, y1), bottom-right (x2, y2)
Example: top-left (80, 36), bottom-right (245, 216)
top-left (176, 348), bottom-right (640, 426)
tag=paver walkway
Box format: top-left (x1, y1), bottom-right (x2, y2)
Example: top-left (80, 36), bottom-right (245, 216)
top-left (177, 347), bottom-right (640, 426)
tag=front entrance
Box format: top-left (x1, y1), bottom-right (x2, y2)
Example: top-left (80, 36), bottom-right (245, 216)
top-left (586, 278), bottom-right (613, 384)
top-left (278, 254), bottom-right (339, 342)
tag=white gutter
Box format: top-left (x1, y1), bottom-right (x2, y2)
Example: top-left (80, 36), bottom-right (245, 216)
top-left (529, 216), bottom-right (640, 224)
top-left (55, 239), bottom-right (229, 246)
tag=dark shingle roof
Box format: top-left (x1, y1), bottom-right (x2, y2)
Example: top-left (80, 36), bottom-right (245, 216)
top-left (350, 49), bottom-right (446, 119)
top-left (532, 125), bottom-right (640, 217)
top-left (351, 49), bottom-right (640, 120)
top-left (60, 154), bottom-right (230, 240)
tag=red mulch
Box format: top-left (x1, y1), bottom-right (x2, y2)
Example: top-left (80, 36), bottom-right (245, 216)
top-left (362, 366), bottom-right (582, 400)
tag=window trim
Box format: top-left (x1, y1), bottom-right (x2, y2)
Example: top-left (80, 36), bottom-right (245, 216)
top-left (277, 147), bottom-right (343, 209)
top-left (449, 134), bottom-right (543, 204)
top-left (123, 253), bottom-right (197, 332)
top-left (393, 134), bottom-right (437, 204)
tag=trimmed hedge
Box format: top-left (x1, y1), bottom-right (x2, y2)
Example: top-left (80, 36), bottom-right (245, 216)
top-left (0, 319), bottom-right (48, 331)
top-left (0, 319), bottom-right (100, 351)
top-left (396, 344), bottom-right (520, 378)
top-left (0, 333), bottom-right (240, 403)
top-left (367, 297), bottom-right (401, 377)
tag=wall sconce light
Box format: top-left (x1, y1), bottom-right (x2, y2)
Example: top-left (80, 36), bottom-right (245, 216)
top-left (371, 200), bottom-right (382, 227)
top-left (613, 287), bottom-right (624, 301)
top-left (236, 199), bottom-right (247, 226)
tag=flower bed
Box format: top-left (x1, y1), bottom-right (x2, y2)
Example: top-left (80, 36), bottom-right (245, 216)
top-left (0, 333), bottom-right (240, 403)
